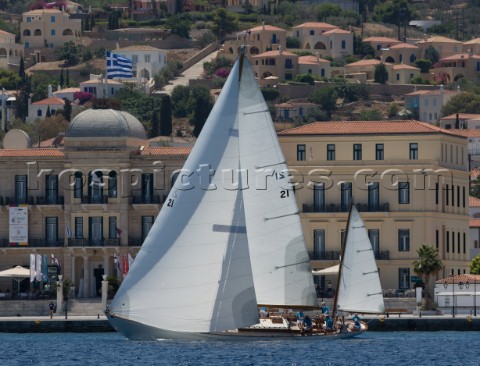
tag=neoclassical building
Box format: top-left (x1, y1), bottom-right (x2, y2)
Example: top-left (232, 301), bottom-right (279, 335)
top-left (0, 109), bottom-right (189, 298)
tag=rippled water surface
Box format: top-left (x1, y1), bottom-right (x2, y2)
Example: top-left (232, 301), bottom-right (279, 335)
top-left (0, 331), bottom-right (478, 366)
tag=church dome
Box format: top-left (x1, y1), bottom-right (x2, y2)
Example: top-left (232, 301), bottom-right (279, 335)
top-left (66, 109), bottom-right (146, 139)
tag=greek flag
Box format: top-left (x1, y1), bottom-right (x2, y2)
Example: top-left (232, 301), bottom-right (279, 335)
top-left (106, 51), bottom-right (133, 79)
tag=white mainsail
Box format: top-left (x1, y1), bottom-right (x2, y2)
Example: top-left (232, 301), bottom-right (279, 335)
top-left (336, 205), bottom-right (385, 314)
top-left (109, 57), bottom-right (259, 333)
top-left (237, 59), bottom-right (318, 307)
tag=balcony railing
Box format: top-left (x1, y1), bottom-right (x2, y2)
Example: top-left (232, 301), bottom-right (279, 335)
top-left (309, 251), bottom-right (341, 260)
top-left (131, 195), bottom-right (161, 204)
top-left (81, 195), bottom-right (108, 204)
top-left (36, 196), bottom-right (64, 205)
top-left (0, 239), bottom-right (63, 247)
top-left (5, 196), bottom-right (34, 205)
top-left (375, 250), bottom-right (390, 260)
top-left (128, 237), bottom-right (143, 246)
top-left (68, 238), bottom-right (119, 247)
top-left (303, 202), bottom-right (390, 213)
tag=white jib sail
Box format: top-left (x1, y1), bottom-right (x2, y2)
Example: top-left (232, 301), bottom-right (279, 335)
top-left (336, 205), bottom-right (385, 314)
top-left (238, 57), bottom-right (318, 307)
top-left (109, 58), bottom-right (259, 333)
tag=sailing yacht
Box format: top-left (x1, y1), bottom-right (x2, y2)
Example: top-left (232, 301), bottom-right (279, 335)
top-left (106, 48), bottom-right (383, 340)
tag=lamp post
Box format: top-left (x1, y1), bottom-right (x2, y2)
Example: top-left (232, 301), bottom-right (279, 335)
top-left (452, 271), bottom-right (455, 317)
top-left (475, 278), bottom-right (477, 317)
top-left (458, 281), bottom-right (464, 315)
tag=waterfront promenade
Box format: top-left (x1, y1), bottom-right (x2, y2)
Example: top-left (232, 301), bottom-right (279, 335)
top-left (0, 314), bottom-right (478, 333)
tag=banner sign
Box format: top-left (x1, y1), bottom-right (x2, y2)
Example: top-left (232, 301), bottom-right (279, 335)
top-left (9, 205), bottom-right (28, 246)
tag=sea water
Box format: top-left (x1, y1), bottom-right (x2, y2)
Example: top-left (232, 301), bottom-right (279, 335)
top-left (0, 331), bottom-right (478, 366)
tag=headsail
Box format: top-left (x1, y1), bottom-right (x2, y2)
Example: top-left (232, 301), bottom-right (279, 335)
top-left (108, 56), bottom-right (258, 333)
top-left (237, 57), bottom-right (318, 308)
top-left (336, 205), bottom-right (385, 314)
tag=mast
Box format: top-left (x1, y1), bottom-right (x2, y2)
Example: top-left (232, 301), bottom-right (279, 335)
top-left (332, 202), bottom-right (353, 319)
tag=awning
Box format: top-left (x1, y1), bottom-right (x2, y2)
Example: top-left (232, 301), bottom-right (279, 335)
top-left (312, 264), bottom-right (339, 275)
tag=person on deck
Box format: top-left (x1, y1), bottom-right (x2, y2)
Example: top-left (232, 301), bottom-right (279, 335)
top-left (296, 310), bottom-right (304, 328)
top-left (351, 313), bottom-right (361, 331)
top-left (302, 315), bottom-right (313, 334)
top-left (321, 301), bottom-right (329, 314)
top-left (48, 301), bottom-right (55, 319)
top-left (324, 314), bottom-right (334, 333)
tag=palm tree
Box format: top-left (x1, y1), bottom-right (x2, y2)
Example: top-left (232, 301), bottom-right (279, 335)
top-left (413, 245), bottom-right (443, 310)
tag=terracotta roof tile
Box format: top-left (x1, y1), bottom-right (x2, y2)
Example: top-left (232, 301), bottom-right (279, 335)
top-left (469, 196), bottom-right (480, 207)
top-left (389, 42), bottom-right (419, 49)
top-left (293, 22), bottom-right (337, 30)
top-left (278, 120), bottom-right (467, 137)
top-left (448, 129), bottom-right (480, 137)
top-left (249, 25), bottom-right (285, 32)
top-left (0, 149), bottom-right (64, 157)
top-left (405, 89), bottom-right (456, 96)
top-left (439, 53), bottom-right (480, 61)
top-left (441, 113), bottom-right (480, 120)
top-left (252, 50), bottom-right (297, 58)
top-left (392, 64), bottom-right (419, 70)
top-left (139, 147), bottom-right (191, 156)
top-left (322, 28), bottom-right (350, 35)
top-left (116, 45), bottom-right (163, 51)
top-left (362, 36), bottom-right (400, 43)
top-left (463, 38), bottom-right (480, 45)
top-left (298, 55), bottom-right (329, 64)
top-left (31, 97), bottom-right (65, 106)
top-left (472, 168), bottom-right (480, 180)
top-left (53, 87), bottom-right (81, 94)
top-left (436, 274), bottom-right (480, 283)
top-left (418, 36), bottom-right (462, 44)
top-left (345, 59), bottom-right (382, 67)
top-left (81, 79), bottom-right (122, 85)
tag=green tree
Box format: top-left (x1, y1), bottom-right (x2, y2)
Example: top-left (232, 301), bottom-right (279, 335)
top-left (159, 94), bottom-right (172, 136)
top-left (309, 87), bottom-right (338, 118)
top-left (315, 3), bottom-right (342, 21)
top-left (166, 14), bottom-right (192, 39)
top-left (353, 35), bottom-right (375, 58)
top-left (211, 8), bottom-right (239, 40)
top-left (413, 245), bottom-right (444, 310)
top-left (356, 108), bottom-right (382, 120)
top-left (171, 85), bottom-right (191, 118)
top-left (46, 105), bottom-right (51, 118)
top-left (0, 68), bottom-right (21, 90)
top-left (63, 98), bottom-right (72, 121)
top-left (15, 76), bottom-right (31, 122)
top-left (150, 108), bottom-right (160, 138)
top-left (373, 0), bottom-right (414, 41)
top-left (191, 92), bottom-right (213, 137)
top-left (59, 68), bottom-right (64, 87)
top-left (293, 73), bottom-right (315, 85)
top-left (66, 68), bottom-right (70, 87)
top-left (374, 62), bottom-right (388, 84)
top-left (55, 41), bottom-right (82, 66)
top-left (442, 92), bottom-right (480, 116)
top-left (471, 254), bottom-right (480, 275)
top-left (19, 56), bottom-right (26, 81)
top-left (414, 59), bottom-right (432, 74)
top-left (424, 45), bottom-right (440, 64)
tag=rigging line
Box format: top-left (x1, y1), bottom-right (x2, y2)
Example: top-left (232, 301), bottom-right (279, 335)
top-left (274, 259), bottom-right (311, 270)
top-left (367, 292), bottom-right (383, 297)
top-left (356, 248), bottom-right (373, 253)
top-left (264, 211), bottom-right (299, 221)
top-left (243, 109), bottom-right (269, 115)
top-left (352, 225), bottom-right (365, 229)
top-left (363, 270), bottom-right (379, 275)
top-left (255, 161), bottom-right (287, 169)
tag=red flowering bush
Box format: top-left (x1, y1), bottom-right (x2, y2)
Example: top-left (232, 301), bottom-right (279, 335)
top-left (74, 91), bottom-right (93, 105)
top-left (214, 67), bottom-right (231, 79)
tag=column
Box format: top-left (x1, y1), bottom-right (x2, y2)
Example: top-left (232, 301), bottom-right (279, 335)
top-left (83, 255), bottom-right (90, 298)
top-left (101, 275), bottom-right (108, 312)
top-left (103, 254), bottom-right (110, 278)
top-left (71, 256), bottom-right (76, 298)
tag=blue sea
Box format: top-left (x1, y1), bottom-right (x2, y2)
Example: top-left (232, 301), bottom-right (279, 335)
top-left (0, 331), bottom-right (477, 366)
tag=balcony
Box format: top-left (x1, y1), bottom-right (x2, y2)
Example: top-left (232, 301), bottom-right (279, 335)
top-left (303, 202), bottom-right (389, 213)
top-left (131, 195), bottom-right (161, 204)
top-left (0, 239), bottom-right (63, 247)
top-left (128, 237), bottom-right (143, 246)
top-left (81, 195), bottom-right (108, 204)
top-left (309, 251), bottom-right (341, 260)
top-left (36, 196), bottom-right (64, 205)
top-left (375, 250), bottom-right (390, 260)
top-left (67, 238), bottom-right (120, 247)
top-left (5, 196), bottom-right (34, 205)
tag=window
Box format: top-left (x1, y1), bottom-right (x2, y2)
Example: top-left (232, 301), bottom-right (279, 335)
top-left (297, 144), bottom-right (306, 161)
top-left (27, 16), bottom-right (32, 22)
top-left (409, 143), bottom-right (418, 160)
top-left (46, 174), bottom-right (58, 204)
top-left (341, 40), bottom-right (346, 49)
top-left (285, 59), bottom-right (293, 69)
top-left (368, 182), bottom-right (379, 211)
top-left (327, 144), bottom-right (335, 160)
top-left (445, 184), bottom-right (449, 206)
top-left (142, 173), bottom-right (153, 203)
top-left (398, 229), bottom-right (410, 251)
top-left (463, 187), bottom-right (466, 208)
top-left (353, 144), bottom-right (362, 160)
top-left (313, 229), bottom-right (325, 260)
top-left (132, 55), bottom-right (138, 64)
top-left (50, 16), bottom-right (55, 23)
top-left (396, 73), bottom-right (400, 81)
top-left (376, 144), bottom-right (384, 160)
top-left (435, 183), bottom-right (439, 205)
top-left (37, 110), bottom-right (42, 117)
top-left (398, 182), bottom-right (410, 204)
top-left (89, 171), bottom-right (103, 203)
top-left (45, 217), bottom-right (58, 245)
top-left (144, 54), bottom-right (151, 63)
top-left (452, 185), bottom-right (455, 207)
top-left (368, 229), bottom-right (380, 253)
top-left (74, 172), bottom-right (83, 199)
top-left (313, 183), bottom-right (325, 212)
top-left (464, 233), bottom-right (466, 254)
top-left (50, 29), bottom-right (55, 36)
top-left (75, 217), bottom-right (83, 239)
top-left (340, 182), bottom-right (352, 211)
top-left (142, 216), bottom-right (154, 241)
top-left (399, 268), bottom-right (410, 290)
top-left (446, 231), bottom-right (450, 252)
top-left (108, 171), bottom-right (117, 198)
top-left (309, 30), bottom-right (314, 35)
top-left (89, 217), bottom-right (103, 245)
top-left (452, 231), bottom-right (455, 253)
top-left (435, 229), bottom-right (439, 249)
top-left (15, 175), bottom-right (27, 204)
top-left (109, 216), bottom-right (117, 239)
top-left (457, 232), bottom-right (461, 254)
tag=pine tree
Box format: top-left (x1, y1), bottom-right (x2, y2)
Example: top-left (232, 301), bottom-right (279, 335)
top-left (91, 15), bottom-right (95, 28)
top-left (19, 57), bottom-right (26, 81)
top-left (46, 105), bottom-right (51, 118)
top-left (15, 76), bottom-right (31, 122)
top-left (192, 94), bottom-right (213, 137)
top-left (59, 68), bottom-right (64, 87)
top-left (150, 109), bottom-right (160, 138)
top-left (84, 16), bottom-right (90, 31)
top-left (66, 68), bottom-right (70, 87)
top-left (159, 94), bottom-right (172, 136)
top-left (63, 98), bottom-right (72, 121)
